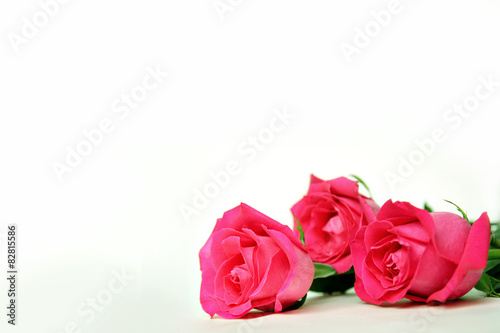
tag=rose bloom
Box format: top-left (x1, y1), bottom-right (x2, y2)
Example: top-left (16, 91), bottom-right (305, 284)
top-left (351, 200), bottom-right (491, 305)
top-left (199, 203), bottom-right (314, 319)
top-left (291, 175), bottom-right (379, 273)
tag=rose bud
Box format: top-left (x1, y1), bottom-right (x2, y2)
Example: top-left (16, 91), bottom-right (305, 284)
top-left (199, 203), bottom-right (314, 319)
top-left (351, 200), bottom-right (491, 305)
top-left (291, 175), bottom-right (379, 273)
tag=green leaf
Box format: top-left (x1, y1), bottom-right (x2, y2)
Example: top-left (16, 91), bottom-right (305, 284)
top-left (423, 202), bottom-right (433, 213)
top-left (309, 267), bottom-right (355, 294)
top-left (475, 272), bottom-right (493, 294)
top-left (491, 226), bottom-right (500, 249)
top-left (283, 293), bottom-right (307, 311)
top-left (488, 249), bottom-right (500, 260)
top-left (294, 216), bottom-right (306, 246)
top-left (474, 271), bottom-right (500, 297)
top-left (475, 257), bottom-right (500, 297)
top-left (444, 200), bottom-right (470, 223)
top-left (349, 174), bottom-right (373, 198)
top-left (483, 259), bottom-right (500, 295)
top-left (485, 259), bottom-right (500, 272)
top-left (313, 262), bottom-right (338, 279)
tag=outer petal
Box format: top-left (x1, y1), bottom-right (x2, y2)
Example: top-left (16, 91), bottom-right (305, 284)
top-left (354, 276), bottom-right (384, 305)
top-left (309, 174), bottom-right (324, 185)
top-left (218, 300), bottom-right (253, 319)
top-left (324, 176), bottom-right (360, 198)
top-left (199, 235), bottom-right (220, 317)
top-left (363, 197), bottom-right (380, 222)
top-left (249, 250), bottom-right (289, 307)
top-left (377, 200), bottom-right (435, 238)
top-left (351, 226), bottom-right (379, 303)
top-left (426, 212), bottom-right (490, 303)
top-left (215, 203), bottom-right (304, 249)
top-left (429, 212), bottom-right (471, 265)
top-left (265, 228), bottom-right (314, 312)
top-left (406, 245), bottom-right (457, 298)
top-left (328, 254), bottom-right (352, 274)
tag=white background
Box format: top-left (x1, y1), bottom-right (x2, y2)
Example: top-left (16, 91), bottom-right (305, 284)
top-left (1, 0), bottom-right (500, 332)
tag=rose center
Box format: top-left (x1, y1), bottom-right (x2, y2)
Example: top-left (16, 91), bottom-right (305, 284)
top-left (319, 215), bottom-right (346, 256)
top-left (323, 215), bottom-right (344, 235)
top-left (225, 264), bottom-right (251, 297)
top-left (385, 253), bottom-right (400, 278)
top-left (230, 269), bottom-right (241, 287)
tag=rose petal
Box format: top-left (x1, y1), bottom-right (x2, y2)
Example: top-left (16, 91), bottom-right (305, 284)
top-left (407, 245), bottom-right (457, 298)
top-left (426, 212), bottom-right (490, 303)
top-left (391, 222), bottom-right (430, 245)
top-left (363, 221), bottom-right (394, 249)
top-left (429, 212), bottom-right (471, 265)
top-left (329, 254), bottom-right (353, 274)
top-left (249, 250), bottom-right (289, 304)
top-left (266, 228), bottom-right (314, 311)
top-left (354, 277), bottom-right (384, 305)
top-left (214, 255), bottom-right (245, 300)
top-left (242, 228), bottom-right (280, 281)
top-left (324, 176), bottom-right (360, 198)
top-left (199, 236), bottom-right (219, 317)
top-left (377, 201), bottom-right (435, 239)
top-left (225, 299), bottom-right (253, 318)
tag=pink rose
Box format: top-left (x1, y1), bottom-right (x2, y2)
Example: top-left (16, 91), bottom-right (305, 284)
top-left (199, 203), bottom-right (314, 319)
top-left (351, 200), bottom-right (491, 305)
top-left (291, 175), bottom-right (379, 273)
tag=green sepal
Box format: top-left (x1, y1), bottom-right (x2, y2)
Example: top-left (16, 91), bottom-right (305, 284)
top-left (444, 200), bottom-right (470, 223)
top-left (349, 174), bottom-right (373, 199)
top-left (474, 271), bottom-right (500, 297)
top-left (423, 202), bottom-right (433, 213)
top-left (490, 226), bottom-right (500, 249)
top-left (310, 266), bottom-right (355, 294)
top-left (294, 216), bottom-right (306, 246)
top-left (310, 269), bottom-right (355, 294)
top-left (486, 259), bottom-right (500, 272)
top-left (313, 262), bottom-right (338, 279)
top-left (474, 253), bottom-right (500, 296)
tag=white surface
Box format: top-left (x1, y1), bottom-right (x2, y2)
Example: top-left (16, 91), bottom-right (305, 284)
top-left (186, 290), bottom-right (500, 333)
top-left (1, 1), bottom-right (500, 332)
